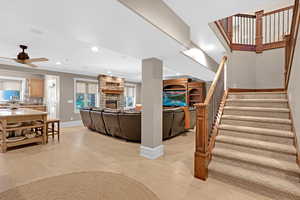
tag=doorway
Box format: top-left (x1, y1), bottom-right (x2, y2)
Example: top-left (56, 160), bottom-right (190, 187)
top-left (45, 75), bottom-right (60, 119)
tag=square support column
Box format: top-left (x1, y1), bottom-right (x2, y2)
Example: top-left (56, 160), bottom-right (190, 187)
top-left (140, 58), bottom-right (164, 159)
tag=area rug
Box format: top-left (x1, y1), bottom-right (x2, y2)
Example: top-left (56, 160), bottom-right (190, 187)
top-left (0, 171), bottom-right (160, 200)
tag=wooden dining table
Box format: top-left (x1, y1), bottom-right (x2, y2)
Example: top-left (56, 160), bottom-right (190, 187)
top-left (0, 108), bottom-right (47, 153)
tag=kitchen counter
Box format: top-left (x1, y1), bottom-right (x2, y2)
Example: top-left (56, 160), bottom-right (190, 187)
top-left (0, 105), bottom-right (47, 111)
top-left (0, 108), bottom-right (47, 153)
top-left (0, 108), bottom-right (47, 118)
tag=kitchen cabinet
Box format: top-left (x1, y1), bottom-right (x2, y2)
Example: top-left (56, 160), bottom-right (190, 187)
top-left (28, 78), bottom-right (44, 97)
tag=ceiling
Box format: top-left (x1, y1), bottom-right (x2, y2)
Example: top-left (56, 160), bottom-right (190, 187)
top-left (0, 0), bottom-right (216, 82)
top-left (0, 0), bottom-right (294, 82)
top-left (163, 0), bottom-right (294, 61)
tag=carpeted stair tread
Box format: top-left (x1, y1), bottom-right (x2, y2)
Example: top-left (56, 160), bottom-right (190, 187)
top-left (212, 147), bottom-right (300, 176)
top-left (222, 115), bottom-right (291, 124)
top-left (229, 92), bottom-right (287, 95)
top-left (219, 124), bottom-right (294, 138)
top-left (224, 106), bottom-right (290, 113)
top-left (216, 135), bottom-right (297, 155)
top-left (209, 160), bottom-right (300, 198)
top-left (226, 99), bottom-right (288, 103)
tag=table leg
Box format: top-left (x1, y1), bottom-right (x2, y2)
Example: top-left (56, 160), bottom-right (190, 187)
top-left (52, 122), bottom-right (54, 140)
top-left (1, 120), bottom-right (7, 153)
top-left (58, 121), bottom-right (60, 142)
top-left (42, 116), bottom-right (47, 144)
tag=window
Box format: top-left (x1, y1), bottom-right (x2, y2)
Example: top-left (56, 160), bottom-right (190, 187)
top-left (124, 84), bottom-right (136, 108)
top-left (0, 76), bottom-right (25, 102)
top-left (74, 79), bottom-right (98, 112)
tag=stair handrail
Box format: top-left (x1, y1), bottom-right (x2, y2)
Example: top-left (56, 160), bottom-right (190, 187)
top-left (285, 0), bottom-right (300, 89)
top-left (204, 56), bottom-right (227, 105)
top-left (194, 56), bottom-right (227, 180)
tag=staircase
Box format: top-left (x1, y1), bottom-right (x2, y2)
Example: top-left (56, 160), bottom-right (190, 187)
top-left (209, 91), bottom-right (300, 199)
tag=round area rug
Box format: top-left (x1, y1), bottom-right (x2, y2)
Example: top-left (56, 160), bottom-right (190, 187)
top-left (0, 171), bottom-right (160, 200)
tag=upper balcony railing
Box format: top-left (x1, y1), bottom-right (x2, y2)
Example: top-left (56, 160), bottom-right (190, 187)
top-left (216, 5), bottom-right (294, 52)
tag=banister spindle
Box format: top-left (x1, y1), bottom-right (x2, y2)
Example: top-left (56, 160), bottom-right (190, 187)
top-left (278, 12), bottom-right (280, 41)
top-left (269, 15), bottom-right (272, 43)
top-left (282, 11), bottom-right (284, 39)
top-left (273, 13), bottom-right (276, 42)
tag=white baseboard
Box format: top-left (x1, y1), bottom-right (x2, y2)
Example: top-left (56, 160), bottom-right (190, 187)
top-left (61, 120), bottom-right (83, 128)
top-left (140, 145), bottom-right (164, 160)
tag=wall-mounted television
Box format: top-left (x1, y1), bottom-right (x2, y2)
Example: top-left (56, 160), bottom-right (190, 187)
top-left (163, 91), bottom-right (187, 107)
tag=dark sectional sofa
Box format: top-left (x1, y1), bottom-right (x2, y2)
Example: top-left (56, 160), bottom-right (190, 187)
top-left (80, 107), bottom-right (196, 142)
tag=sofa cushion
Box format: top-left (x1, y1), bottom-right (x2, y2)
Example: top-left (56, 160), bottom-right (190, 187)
top-left (171, 108), bottom-right (186, 136)
top-left (103, 108), bottom-right (121, 113)
top-left (163, 109), bottom-right (174, 140)
top-left (119, 112), bottom-right (141, 142)
top-left (91, 107), bottom-right (103, 111)
top-left (102, 112), bottom-right (121, 137)
top-left (90, 111), bottom-right (107, 134)
top-left (189, 107), bottom-right (196, 129)
top-left (80, 109), bottom-right (94, 130)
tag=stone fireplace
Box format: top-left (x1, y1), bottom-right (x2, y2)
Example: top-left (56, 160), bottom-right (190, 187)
top-left (105, 99), bottom-right (118, 109)
top-left (98, 75), bottom-right (125, 109)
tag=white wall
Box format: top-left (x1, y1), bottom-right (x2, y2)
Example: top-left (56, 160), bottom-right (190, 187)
top-left (227, 51), bottom-right (257, 88)
top-left (255, 48), bottom-right (285, 88)
top-left (287, 25), bottom-right (300, 151)
top-left (226, 48), bottom-right (285, 89)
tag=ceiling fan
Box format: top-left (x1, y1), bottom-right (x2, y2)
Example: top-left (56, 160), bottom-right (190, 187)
top-left (0, 45), bottom-right (49, 68)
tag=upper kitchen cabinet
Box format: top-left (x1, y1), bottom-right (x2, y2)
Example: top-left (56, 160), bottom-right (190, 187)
top-left (28, 78), bottom-right (44, 97)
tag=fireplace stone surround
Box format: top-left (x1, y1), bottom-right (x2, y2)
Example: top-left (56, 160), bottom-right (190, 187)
top-left (98, 75), bottom-right (125, 109)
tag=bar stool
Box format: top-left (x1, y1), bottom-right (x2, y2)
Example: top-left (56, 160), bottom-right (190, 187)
top-left (46, 119), bottom-right (60, 142)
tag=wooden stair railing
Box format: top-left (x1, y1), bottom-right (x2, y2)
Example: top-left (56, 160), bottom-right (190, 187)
top-left (194, 56), bottom-right (227, 180)
top-left (216, 5), bottom-right (294, 52)
top-left (285, 0), bottom-right (300, 89)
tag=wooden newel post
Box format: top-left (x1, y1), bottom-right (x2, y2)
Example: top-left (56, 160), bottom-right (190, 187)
top-left (255, 10), bottom-right (264, 53)
top-left (194, 104), bottom-right (209, 180)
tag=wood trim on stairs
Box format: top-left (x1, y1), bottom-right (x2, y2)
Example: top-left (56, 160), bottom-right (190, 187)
top-left (215, 21), bottom-right (232, 50)
top-left (231, 44), bottom-right (256, 51)
top-left (263, 41), bottom-right (286, 51)
top-left (228, 88), bottom-right (286, 93)
top-left (297, 141), bottom-right (300, 167)
top-left (208, 90), bottom-right (229, 162)
top-left (286, 96), bottom-right (300, 168)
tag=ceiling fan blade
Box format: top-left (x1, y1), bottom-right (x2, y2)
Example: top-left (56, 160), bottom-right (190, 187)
top-left (13, 59), bottom-right (25, 64)
top-left (0, 57), bottom-right (14, 61)
top-left (25, 63), bottom-right (39, 68)
top-left (25, 58), bottom-right (49, 63)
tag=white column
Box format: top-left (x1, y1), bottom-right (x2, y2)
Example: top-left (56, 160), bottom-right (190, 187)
top-left (140, 58), bottom-right (164, 159)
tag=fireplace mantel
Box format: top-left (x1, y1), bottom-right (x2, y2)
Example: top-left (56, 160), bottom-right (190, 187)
top-left (101, 89), bottom-right (124, 94)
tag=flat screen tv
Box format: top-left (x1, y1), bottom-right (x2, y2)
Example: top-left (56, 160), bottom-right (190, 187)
top-left (163, 91), bottom-right (187, 107)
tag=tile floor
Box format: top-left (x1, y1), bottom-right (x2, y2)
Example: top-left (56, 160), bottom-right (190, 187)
top-left (0, 126), bottom-right (274, 200)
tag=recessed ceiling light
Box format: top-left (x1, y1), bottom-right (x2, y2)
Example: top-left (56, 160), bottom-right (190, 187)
top-left (56, 61), bottom-right (61, 65)
top-left (91, 46), bottom-right (99, 52)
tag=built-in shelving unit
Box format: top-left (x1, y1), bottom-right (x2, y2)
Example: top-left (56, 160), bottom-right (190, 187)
top-left (188, 82), bottom-right (205, 106)
top-left (163, 78), bottom-right (206, 107)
